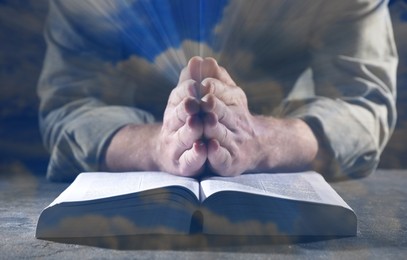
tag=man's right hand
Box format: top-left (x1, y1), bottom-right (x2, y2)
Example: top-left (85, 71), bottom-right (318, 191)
top-left (102, 58), bottom-right (207, 177)
top-left (156, 77), bottom-right (206, 177)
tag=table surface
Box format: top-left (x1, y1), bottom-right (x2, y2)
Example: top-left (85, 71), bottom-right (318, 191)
top-left (1, 169), bottom-right (406, 259)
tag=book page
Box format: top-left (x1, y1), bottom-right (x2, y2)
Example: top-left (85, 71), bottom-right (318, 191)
top-left (200, 172), bottom-right (350, 209)
top-left (49, 172), bottom-right (199, 207)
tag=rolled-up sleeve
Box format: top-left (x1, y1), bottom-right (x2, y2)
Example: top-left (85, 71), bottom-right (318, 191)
top-left (282, 0), bottom-right (398, 180)
top-left (37, 1), bottom-right (155, 182)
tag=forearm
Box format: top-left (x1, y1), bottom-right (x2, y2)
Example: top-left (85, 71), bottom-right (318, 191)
top-left (253, 116), bottom-right (321, 173)
top-left (102, 123), bottom-right (162, 172)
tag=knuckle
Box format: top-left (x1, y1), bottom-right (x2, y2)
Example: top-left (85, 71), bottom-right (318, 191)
top-left (168, 89), bottom-right (180, 104)
top-left (179, 79), bottom-right (197, 97)
top-left (182, 78), bottom-right (196, 86)
top-left (176, 130), bottom-right (189, 148)
top-left (201, 77), bottom-right (217, 87)
top-left (236, 87), bottom-right (247, 99)
top-left (179, 67), bottom-right (188, 76)
top-left (176, 104), bottom-right (187, 123)
top-left (218, 108), bottom-right (227, 122)
top-left (162, 118), bottom-right (171, 130)
top-left (169, 86), bottom-right (178, 96)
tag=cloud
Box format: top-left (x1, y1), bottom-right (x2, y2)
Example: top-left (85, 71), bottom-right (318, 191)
top-left (0, 0), bottom-right (48, 118)
top-left (56, 0), bottom-right (124, 32)
top-left (108, 39), bottom-right (220, 86)
top-left (105, 37), bottom-right (286, 116)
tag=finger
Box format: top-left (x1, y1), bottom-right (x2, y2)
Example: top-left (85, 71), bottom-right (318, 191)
top-left (201, 57), bottom-right (236, 86)
top-left (175, 116), bottom-right (204, 151)
top-left (200, 57), bottom-right (219, 80)
top-left (207, 139), bottom-right (234, 176)
top-left (178, 56), bottom-right (203, 83)
top-left (164, 97), bottom-right (200, 131)
top-left (199, 78), bottom-right (242, 106)
top-left (177, 141), bottom-right (207, 177)
top-left (203, 113), bottom-right (238, 156)
top-left (201, 94), bottom-right (236, 130)
top-left (200, 78), bottom-right (225, 101)
top-left (199, 58), bottom-right (225, 97)
top-left (168, 79), bottom-right (199, 107)
top-left (217, 65), bottom-right (236, 86)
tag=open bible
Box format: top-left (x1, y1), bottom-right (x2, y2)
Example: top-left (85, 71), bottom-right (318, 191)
top-left (36, 171), bottom-right (356, 239)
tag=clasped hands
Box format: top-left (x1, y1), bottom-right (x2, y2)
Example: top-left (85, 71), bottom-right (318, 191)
top-left (104, 57), bottom-right (319, 176)
top-left (157, 57), bottom-right (262, 177)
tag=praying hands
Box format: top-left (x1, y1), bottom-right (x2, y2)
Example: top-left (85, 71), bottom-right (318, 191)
top-left (166, 56), bottom-right (269, 176)
top-left (103, 57), bottom-right (321, 178)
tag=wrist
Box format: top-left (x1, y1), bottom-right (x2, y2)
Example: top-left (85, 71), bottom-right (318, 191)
top-left (102, 123), bottom-right (162, 172)
top-left (252, 116), bottom-right (319, 172)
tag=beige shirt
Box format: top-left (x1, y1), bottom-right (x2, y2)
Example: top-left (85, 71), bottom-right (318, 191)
top-left (38, 0), bottom-right (398, 182)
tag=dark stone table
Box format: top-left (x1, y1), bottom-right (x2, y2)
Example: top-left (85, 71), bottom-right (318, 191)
top-left (1, 169), bottom-right (406, 259)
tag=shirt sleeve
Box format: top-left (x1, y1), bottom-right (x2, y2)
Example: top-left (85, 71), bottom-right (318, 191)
top-left (37, 1), bottom-right (155, 182)
top-left (280, 0), bottom-right (398, 180)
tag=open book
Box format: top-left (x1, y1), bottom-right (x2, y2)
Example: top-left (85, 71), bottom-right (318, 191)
top-left (36, 171), bottom-right (356, 239)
